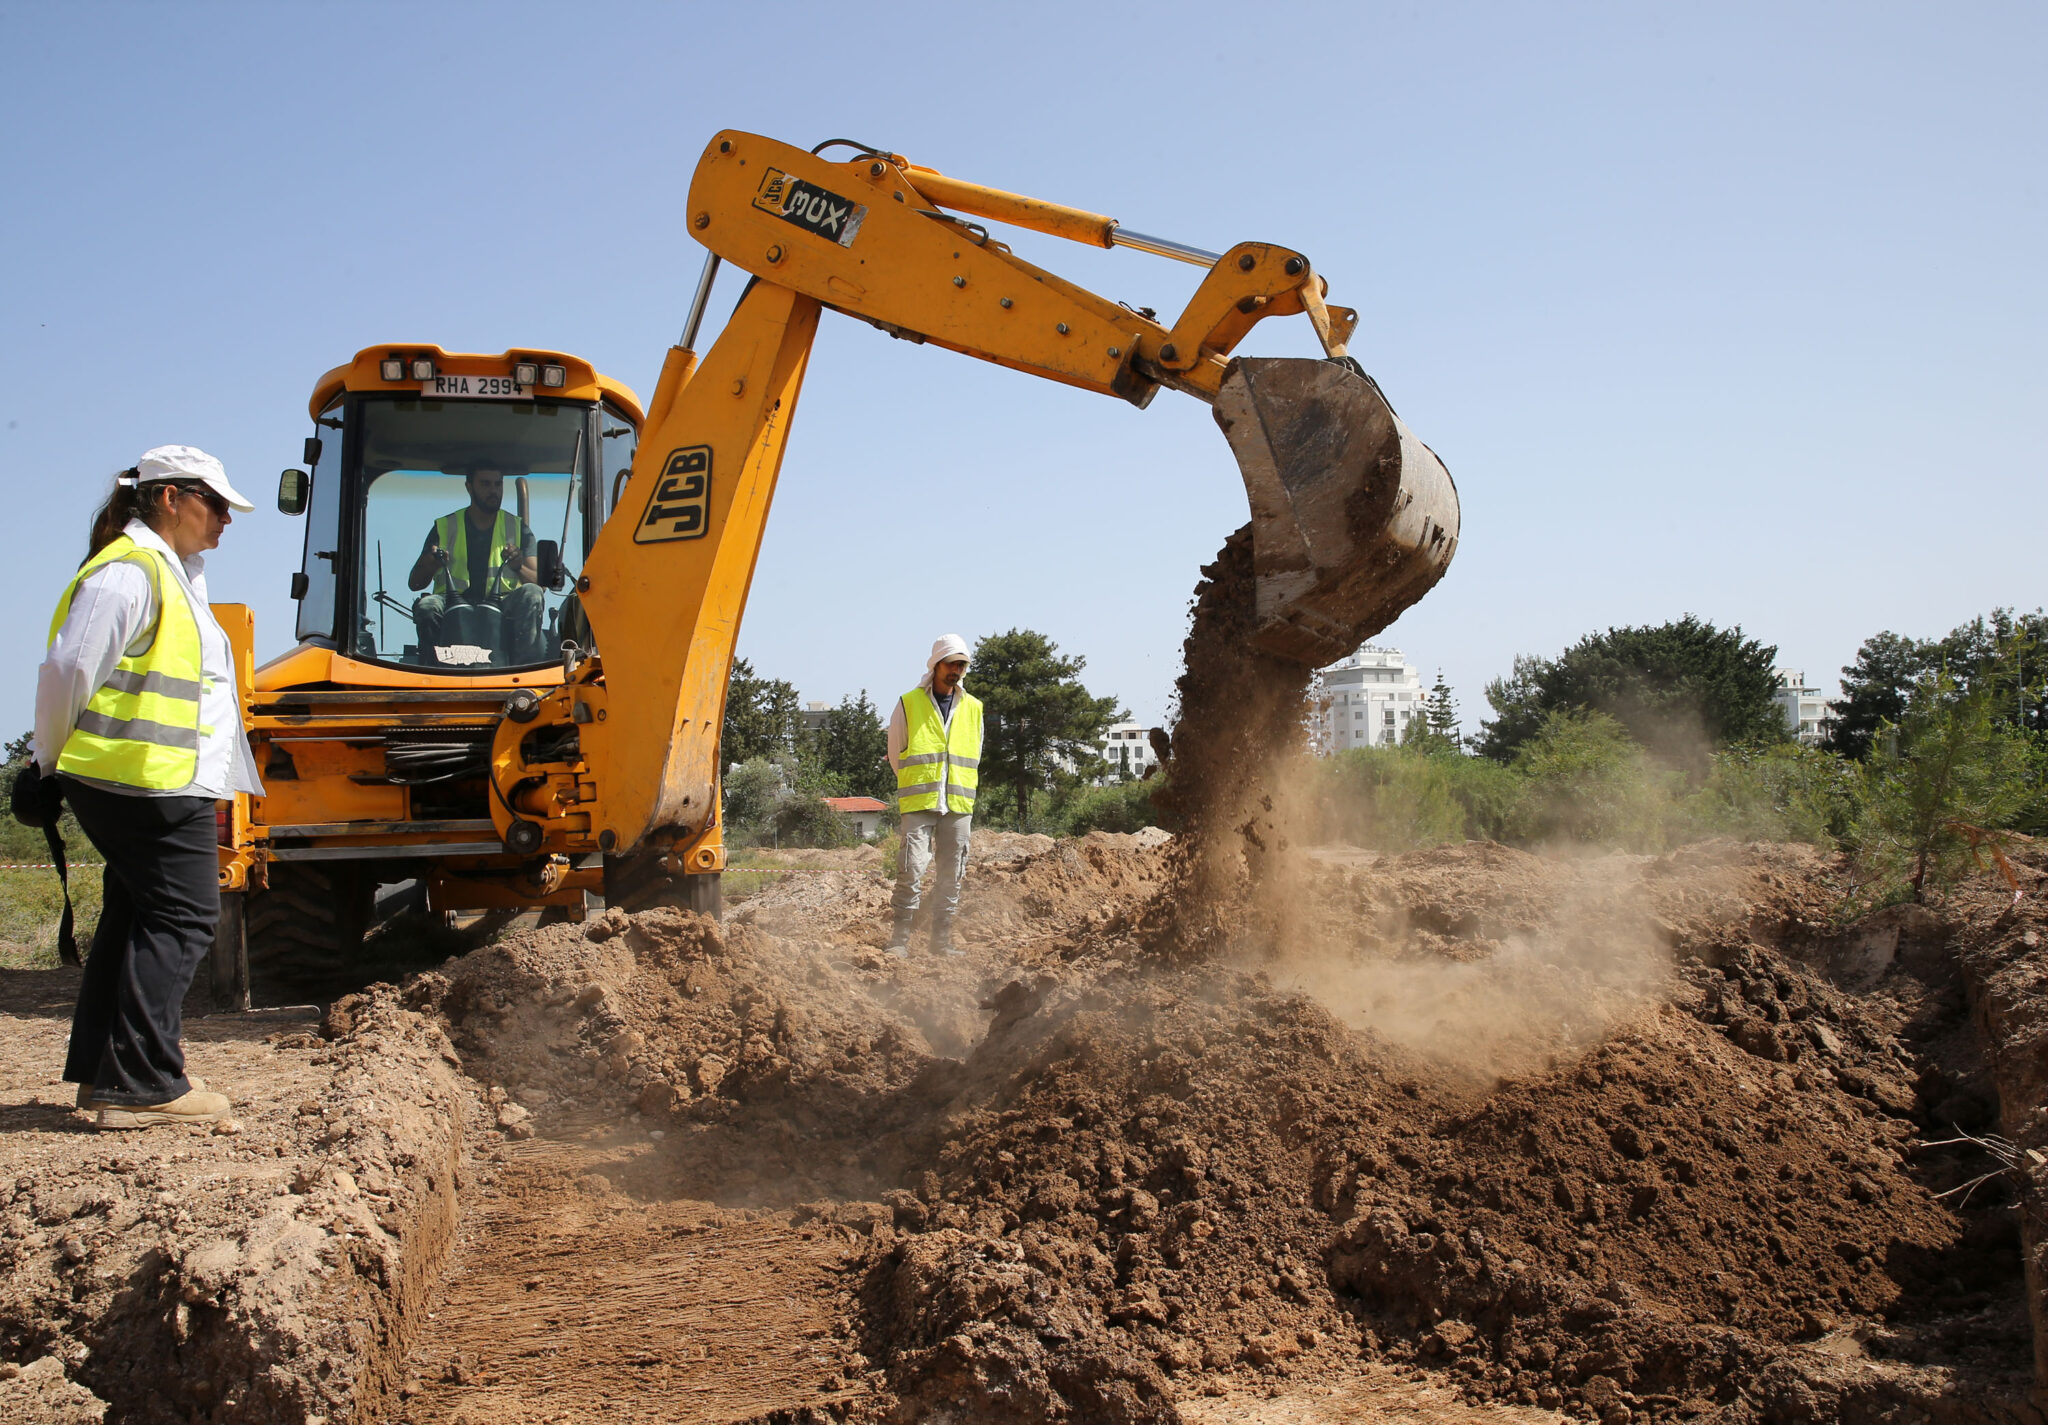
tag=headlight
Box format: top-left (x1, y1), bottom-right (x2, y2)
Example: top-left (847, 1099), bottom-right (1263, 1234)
top-left (410, 357), bottom-right (437, 381)
top-left (380, 357), bottom-right (405, 381)
top-left (513, 361), bottom-right (540, 386)
top-left (541, 364), bottom-right (567, 388)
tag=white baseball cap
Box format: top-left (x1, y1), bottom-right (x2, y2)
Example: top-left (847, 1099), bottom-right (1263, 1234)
top-left (128, 445), bottom-right (254, 512)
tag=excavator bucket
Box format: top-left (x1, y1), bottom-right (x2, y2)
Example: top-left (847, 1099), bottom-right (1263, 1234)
top-left (1214, 357), bottom-right (1460, 668)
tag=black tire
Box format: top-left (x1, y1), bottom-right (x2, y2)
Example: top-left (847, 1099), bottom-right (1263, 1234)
top-left (246, 862), bottom-right (370, 992)
top-left (207, 890), bottom-right (250, 1011)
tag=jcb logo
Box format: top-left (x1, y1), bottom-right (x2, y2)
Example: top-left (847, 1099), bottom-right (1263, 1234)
top-left (633, 446), bottom-right (712, 544)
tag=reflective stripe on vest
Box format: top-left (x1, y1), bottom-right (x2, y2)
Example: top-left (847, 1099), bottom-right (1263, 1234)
top-left (46, 536), bottom-right (205, 790)
top-left (434, 509), bottom-right (522, 596)
top-left (895, 687), bottom-right (982, 815)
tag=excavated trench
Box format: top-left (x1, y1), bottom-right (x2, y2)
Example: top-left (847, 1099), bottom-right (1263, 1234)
top-left (376, 831), bottom-right (2044, 1425)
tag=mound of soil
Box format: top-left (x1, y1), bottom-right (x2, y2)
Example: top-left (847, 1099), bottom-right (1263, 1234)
top-left (411, 832), bottom-right (2042, 1423)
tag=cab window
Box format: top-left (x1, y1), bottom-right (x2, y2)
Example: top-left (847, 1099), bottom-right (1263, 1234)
top-left (293, 403), bottom-right (346, 644)
top-left (351, 396), bottom-right (590, 671)
top-left (601, 401), bottom-right (638, 514)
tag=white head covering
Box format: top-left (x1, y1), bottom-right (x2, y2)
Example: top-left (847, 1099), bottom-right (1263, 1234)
top-left (920, 633), bottom-right (971, 691)
top-left (124, 444), bottom-right (255, 512)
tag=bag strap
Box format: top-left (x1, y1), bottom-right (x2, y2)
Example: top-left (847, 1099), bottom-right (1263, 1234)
top-left (41, 819), bottom-right (78, 966)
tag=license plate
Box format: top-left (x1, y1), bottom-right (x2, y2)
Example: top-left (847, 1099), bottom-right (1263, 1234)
top-left (420, 374), bottom-right (530, 400)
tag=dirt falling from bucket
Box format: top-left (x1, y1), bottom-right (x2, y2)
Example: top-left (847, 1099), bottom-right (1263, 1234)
top-left (1150, 524), bottom-right (1320, 961)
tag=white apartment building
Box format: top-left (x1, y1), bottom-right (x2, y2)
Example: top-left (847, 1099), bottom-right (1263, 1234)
top-left (1774, 670), bottom-right (1831, 746)
top-left (1099, 722), bottom-right (1163, 780)
top-left (1314, 645), bottom-right (1427, 752)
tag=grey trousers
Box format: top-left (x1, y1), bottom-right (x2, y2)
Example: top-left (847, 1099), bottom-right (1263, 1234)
top-left (892, 811), bottom-right (972, 932)
top-left (415, 583), bottom-right (546, 665)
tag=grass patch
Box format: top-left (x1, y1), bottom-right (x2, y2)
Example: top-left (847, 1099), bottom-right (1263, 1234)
top-left (723, 850), bottom-right (785, 903)
top-left (0, 865), bottom-right (103, 970)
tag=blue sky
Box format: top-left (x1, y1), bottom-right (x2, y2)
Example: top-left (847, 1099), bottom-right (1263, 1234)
top-left (4, 2), bottom-right (2042, 738)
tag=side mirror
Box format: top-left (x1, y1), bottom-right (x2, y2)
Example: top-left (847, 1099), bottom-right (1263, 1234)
top-left (535, 539), bottom-right (566, 591)
top-left (277, 469), bottom-right (309, 515)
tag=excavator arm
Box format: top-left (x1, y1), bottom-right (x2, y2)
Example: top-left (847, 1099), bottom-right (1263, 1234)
top-left (686, 135), bottom-right (1353, 404)
top-left (490, 130), bottom-right (1458, 866)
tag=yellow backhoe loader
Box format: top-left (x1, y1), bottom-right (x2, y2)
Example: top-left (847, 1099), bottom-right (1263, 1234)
top-left (209, 130), bottom-right (1459, 1000)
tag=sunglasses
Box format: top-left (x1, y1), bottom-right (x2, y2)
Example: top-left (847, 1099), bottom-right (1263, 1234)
top-left (178, 484), bottom-right (230, 518)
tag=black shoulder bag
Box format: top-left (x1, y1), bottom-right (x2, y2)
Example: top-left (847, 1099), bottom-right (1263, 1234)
top-left (10, 764), bottom-right (80, 966)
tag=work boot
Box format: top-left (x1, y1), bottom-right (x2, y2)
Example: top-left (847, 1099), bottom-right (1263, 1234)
top-left (97, 1089), bottom-right (230, 1130)
top-left (929, 914), bottom-right (965, 959)
top-left (77, 1075), bottom-right (205, 1111)
top-left (885, 908), bottom-right (915, 960)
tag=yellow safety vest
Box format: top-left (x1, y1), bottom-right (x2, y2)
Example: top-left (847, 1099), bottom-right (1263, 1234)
top-left (434, 509), bottom-right (523, 596)
top-left (896, 687), bottom-right (982, 814)
top-left (46, 535), bottom-right (206, 791)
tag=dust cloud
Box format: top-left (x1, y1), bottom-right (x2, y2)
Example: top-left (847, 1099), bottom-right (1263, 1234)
top-left (1156, 524), bottom-right (1678, 1083)
top-left (1265, 871), bottom-right (1677, 1085)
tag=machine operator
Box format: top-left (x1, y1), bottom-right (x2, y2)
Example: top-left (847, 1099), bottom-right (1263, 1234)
top-left (407, 463), bottom-right (545, 666)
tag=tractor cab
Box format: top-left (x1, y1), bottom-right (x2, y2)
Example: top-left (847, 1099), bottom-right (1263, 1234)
top-left (285, 346), bottom-right (642, 676)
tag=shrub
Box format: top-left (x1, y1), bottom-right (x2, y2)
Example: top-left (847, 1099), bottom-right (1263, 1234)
top-left (1853, 675), bottom-right (2032, 903)
top-left (1509, 710), bottom-right (1680, 850)
top-left (1310, 748), bottom-right (1521, 852)
top-left (1684, 742), bottom-right (1861, 847)
top-left (1058, 779), bottom-right (1161, 836)
top-left (722, 754), bottom-right (857, 849)
top-left (1316, 748), bottom-right (1466, 851)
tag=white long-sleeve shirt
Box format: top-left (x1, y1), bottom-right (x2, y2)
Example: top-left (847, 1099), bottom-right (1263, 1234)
top-left (35, 519), bottom-right (264, 798)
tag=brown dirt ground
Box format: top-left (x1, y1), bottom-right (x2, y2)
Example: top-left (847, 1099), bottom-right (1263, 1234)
top-left (4, 828), bottom-right (2044, 1423)
top-left (0, 963), bottom-right (473, 1423)
top-left (385, 830), bottom-right (2041, 1424)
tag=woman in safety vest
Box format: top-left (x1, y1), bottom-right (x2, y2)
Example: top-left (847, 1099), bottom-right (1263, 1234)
top-left (35, 446), bottom-right (263, 1129)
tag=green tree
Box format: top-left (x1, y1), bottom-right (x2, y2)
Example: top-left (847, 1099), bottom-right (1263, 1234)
top-left (1401, 673), bottom-right (1464, 755)
top-left (970, 629), bottom-right (1123, 826)
top-left (1825, 609), bottom-right (2048, 760)
top-left (812, 691), bottom-right (891, 800)
top-left (1424, 672), bottom-right (1460, 743)
top-left (1854, 673), bottom-right (2032, 904)
top-left (1935, 608), bottom-right (2048, 735)
top-left (1824, 631), bottom-right (1932, 760)
top-left (721, 658), bottom-right (802, 765)
top-left (1478, 616), bottom-right (1785, 765)
top-left (719, 754), bottom-right (858, 849)
top-left (721, 756), bottom-right (788, 842)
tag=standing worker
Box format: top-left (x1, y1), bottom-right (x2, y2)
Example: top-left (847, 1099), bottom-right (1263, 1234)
top-left (884, 634), bottom-right (982, 957)
top-left (35, 447), bottom-right (263, 1129)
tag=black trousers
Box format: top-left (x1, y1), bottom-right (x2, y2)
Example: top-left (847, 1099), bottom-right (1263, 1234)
top-left (60, 777), bottom-right (219, 1106)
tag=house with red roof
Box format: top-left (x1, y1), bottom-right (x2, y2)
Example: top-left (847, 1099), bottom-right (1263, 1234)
top-left (822, 795), bottom-right (889, 840)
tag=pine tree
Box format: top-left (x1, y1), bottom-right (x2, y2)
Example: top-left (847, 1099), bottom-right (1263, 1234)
top-left (1425, 672), bottom-right (1460, 744)
top-left (971, 629), bottom-right (1124, 826)
top-left (1856, 671), bottom-right (2032, 903)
